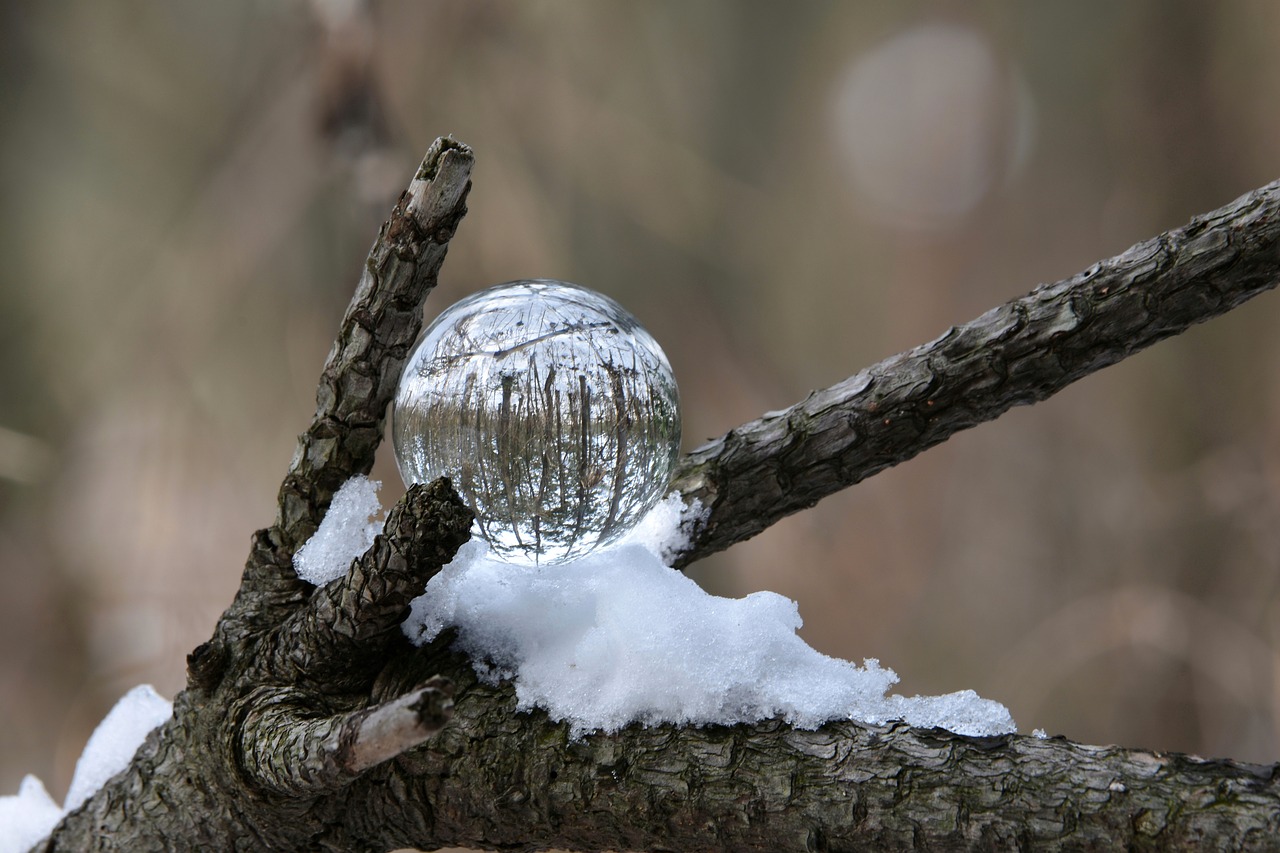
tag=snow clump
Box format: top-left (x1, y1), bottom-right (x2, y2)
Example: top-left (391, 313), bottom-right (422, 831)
top-left (403, 534), bottom-right (1014, 738)
top-left (63, 684), bottom-right (173, 811)
top-left (293, 476), bottom-right (1017, 739)
top-left (0, 684), bottom-right (171, 852)
top-left (293, 475), bottom-right (384, 585)
top-left (0, 776), bottom-right (62, 853)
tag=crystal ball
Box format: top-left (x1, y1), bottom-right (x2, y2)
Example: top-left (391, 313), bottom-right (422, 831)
top-left (392, 279), bottom-right (681, 564)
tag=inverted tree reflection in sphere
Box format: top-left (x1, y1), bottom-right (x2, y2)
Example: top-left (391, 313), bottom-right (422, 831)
top-left (393, 280), bottom-right (681, 564)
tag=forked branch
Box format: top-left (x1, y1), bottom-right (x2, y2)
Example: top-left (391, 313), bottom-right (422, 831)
top-left (40, 140), bottom-right (1280, 852)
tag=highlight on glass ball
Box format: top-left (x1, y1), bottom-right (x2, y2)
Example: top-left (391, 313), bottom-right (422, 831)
top-left (392, 279), bottom-right (681, 564)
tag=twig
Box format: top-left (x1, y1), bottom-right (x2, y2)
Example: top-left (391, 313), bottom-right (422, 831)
top-left (238, 678), bottom-right (454, 796)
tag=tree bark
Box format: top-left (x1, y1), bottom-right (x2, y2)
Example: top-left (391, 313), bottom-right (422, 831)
top-left (38, 144), bottom-right (1280, 851)
top-left (347, 659), bottom-right (1280, 852)
top-left (667, 180), bottom-right (1280, 568)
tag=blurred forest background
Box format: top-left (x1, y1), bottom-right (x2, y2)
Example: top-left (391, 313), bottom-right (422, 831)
top-left (3, 1), bottom-right (1280, 802)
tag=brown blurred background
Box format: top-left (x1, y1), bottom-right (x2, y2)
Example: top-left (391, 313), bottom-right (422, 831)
top-left (3, 0), bottom-right (1280, 807)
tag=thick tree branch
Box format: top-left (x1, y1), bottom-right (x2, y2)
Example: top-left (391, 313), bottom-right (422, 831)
top-left (348, 664), bottom-right (1279, 852)
top-left (48, 467), bottom-right (474, 846)
top-left (43, 139), bottom-right (478, 851)
top-left (668, 179), bottom-right (1280, 568)
top-left (41, 143), bottom-right (1280, 852)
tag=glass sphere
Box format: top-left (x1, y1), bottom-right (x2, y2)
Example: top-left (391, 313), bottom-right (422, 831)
top-left (392, 280), bottom-right (681, 564)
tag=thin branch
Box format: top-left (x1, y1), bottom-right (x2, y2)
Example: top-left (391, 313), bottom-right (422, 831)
top-left (265, 479), bottom-right (472, 690)
top-left (343, 676), bottom-right (454, 775)
top-left (668, 179), bottom-right (1280, 568)
top-left (238, 678), bottom-right (454, 797)
top-left (276, 137), bottom-right (474, 555)
top-left (206, 137), bottom-right (474, 654)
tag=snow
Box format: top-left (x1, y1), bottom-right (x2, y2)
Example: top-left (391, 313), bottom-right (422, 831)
top-left (293, 475), bottom-right (1016, 738)
top-left (0, 776), bottom-right (62, 853)
top-left (64, 685), bottom-right (172, 812)
top-left (2, 474), bottom-right (1020, 851)
top-left (403, 535), bottom-right (1014, 738)
top-left (0, 685), bottom-right (171, 852)
top-left (293, 475), bottom-right (384, 585)
top-left (614, 492), bottom-right (700, 566)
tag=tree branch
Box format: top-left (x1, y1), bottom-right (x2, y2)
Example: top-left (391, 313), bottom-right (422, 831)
top-left (668, 179), bottom-right (1280, 568)
top-left (209, 136), bottom-right (473, 655)
top-left (40, 143), bottom-right (1280, 852)
top-left (266, 479), bottom-right (472, 690)
top-left (238, 678), bottom-right (454, 797)
top-left (277, 136), bottom-right (474, 553)
top-left (347, 666), bottom-right (1280, 852)
top-left (43, 139), bottom-right (478, 851)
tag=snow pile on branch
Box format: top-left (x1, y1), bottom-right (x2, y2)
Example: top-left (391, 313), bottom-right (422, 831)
top-left (64, 684), bottom-right (173, 811)
top-left (403, 538), bottom-right (1014, 738)
top-left (0, 685), bottom-right (171, 852)
top-left (293, 475), bottom-right (384, 585)
top-left (298, 478), bottom-right (1015, 738)
top-left (0, 776), bottom-right (62, 853)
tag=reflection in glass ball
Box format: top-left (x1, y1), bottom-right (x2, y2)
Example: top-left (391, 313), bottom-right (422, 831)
top-left (392, 280), bottom-right (681, 564)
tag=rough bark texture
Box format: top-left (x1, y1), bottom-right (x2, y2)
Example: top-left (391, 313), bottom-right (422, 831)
top-left (668, 180), bottom-right (1280, 568)
top-left (37, 145), bottom-right (1280, 852)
